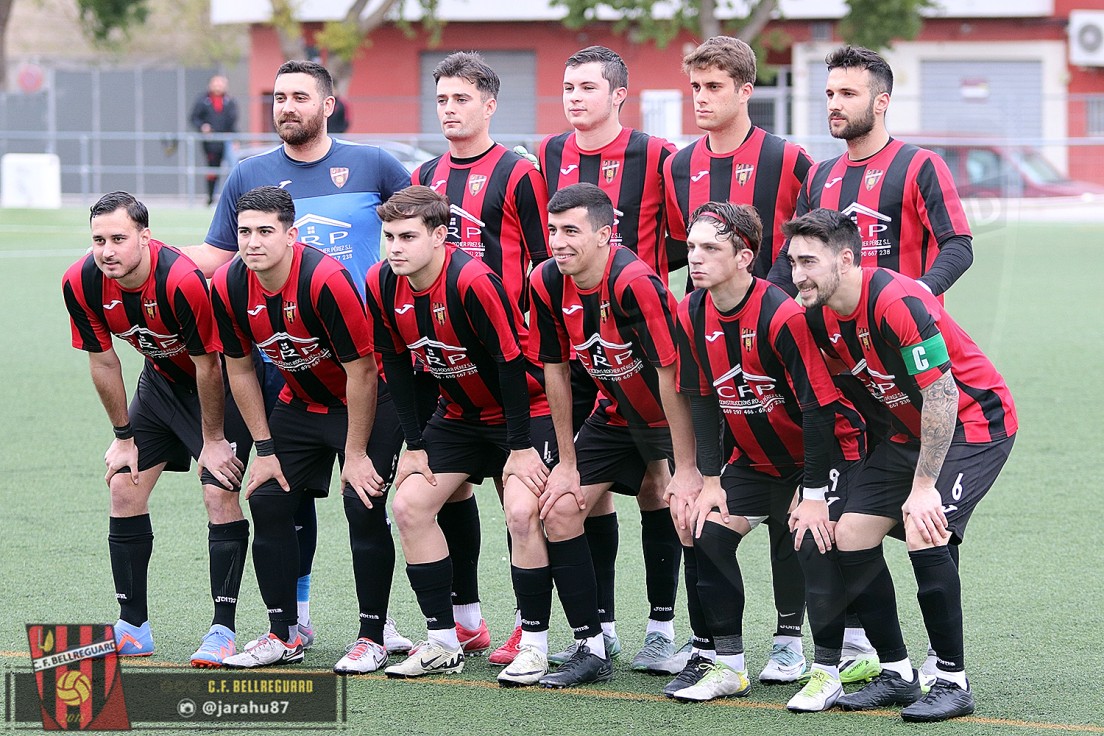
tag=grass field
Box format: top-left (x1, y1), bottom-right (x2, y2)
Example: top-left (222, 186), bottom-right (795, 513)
top-left (1, 206), bottom-right (1102, 735)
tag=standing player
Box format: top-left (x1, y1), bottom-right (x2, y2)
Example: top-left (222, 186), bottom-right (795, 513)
top-left (663, 34), bottom-right (815, 685)
top-left (63, 191), bottom-right (252, 667)
top-left (365, 186), bottom-right (556, 685)
top-left (785, 209), bottom-right (1016, 722)
top-left (529, 183), bottom-right (701, 688)
top-left (537, 45), bottom-right (683, 672)
top-left (185, 59), bottom-right (412, 655)
top-left (670, 201), bottom-right (865, 706)
top-left (411, 51), bottom-right (551, 659)
top-left (211, 186), bottom-right (402, 672)
top-left (768, 46), bottom-right (972, 298)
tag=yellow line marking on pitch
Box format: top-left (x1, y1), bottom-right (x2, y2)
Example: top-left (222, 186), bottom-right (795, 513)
top-left (3, 652), bottom-right (1102, 733)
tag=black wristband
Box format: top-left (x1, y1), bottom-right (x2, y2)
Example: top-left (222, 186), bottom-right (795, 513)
top-left (255, 438), bottom-right (276, 457)
top-left (405, 438), bottom-right (426, 452)
top-left (112, 423), bottom-right (133, 440)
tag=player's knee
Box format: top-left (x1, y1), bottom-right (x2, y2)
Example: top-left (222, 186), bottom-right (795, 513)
top-left (108, 475), bottom-right (148, 514)
top-left (834, 516), bottom-right (878, 551)
top-left (202, 485), bottom-right (243, 523)
top-left (503, 496), bottom-right (540, 540)
top-left (542, 497), bottom-right (586, 541)
top-left (390, 489), bottom-right (434, 534)
top-left (636, 475), bottom-right (670, 511)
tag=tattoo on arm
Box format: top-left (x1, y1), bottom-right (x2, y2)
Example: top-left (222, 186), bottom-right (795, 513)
top-left (917, 371), bottom-right (959, 481)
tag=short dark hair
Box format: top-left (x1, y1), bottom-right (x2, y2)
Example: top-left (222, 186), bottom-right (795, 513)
top-left (90, 191), bottom-right (148, 229)
top-left (689, 201), bottom-right (762, 268)
top-left (782, 208), bottom-right (861, 258)
top-left (377, 186), bottom-right (451, 231)
top-left (566, 45), bottom-right (628, 91)
top-left (825, 46), bottom-right (893, 97)
top-left (236, 186), bottom-right (296, 229)
top-left (548, 183), bottom-right (615, 231)
top-left (433, 51), bottom-right (500, 100)
top-left (682, 36), bottom-right (756, 86)
top-left (276, 59), bottom-right (334, 99)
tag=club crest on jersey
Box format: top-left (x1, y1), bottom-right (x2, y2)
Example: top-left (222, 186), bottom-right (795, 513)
top-left (741, 328), bottom-right (755, 352)
top-left (468, 174), bottom-right (487, 196)
top-left (143, 299), bottom-right (157, 318)
top-left (864, 169), bottom-right (884, 190)
top-left (734, 163), bottom-right (755, 186)
top-left (283, 301), bottom-right (297, 324)
top-left (601, 159), bottom-right (620, 183)
top-left (858, 327), bottom-right (872, 351)
top-left (599, 300), bottom-right (611, 323)
top-left (330, 167), bottom-right (349, 188)
top-left (433, 302), bottom-right (447, 325)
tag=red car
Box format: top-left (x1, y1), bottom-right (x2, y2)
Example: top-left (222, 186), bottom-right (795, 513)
top-left (907, 137), bottom-right (1104, 198)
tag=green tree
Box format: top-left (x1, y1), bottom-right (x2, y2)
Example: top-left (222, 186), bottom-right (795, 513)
top-left (552, 0), bottom-right (934, 51)
top-left (264, 0), bottom-right (443, 95)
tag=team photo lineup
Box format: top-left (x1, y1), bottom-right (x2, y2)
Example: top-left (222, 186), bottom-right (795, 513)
top-left (63, 36), bottom-right (1019, 725)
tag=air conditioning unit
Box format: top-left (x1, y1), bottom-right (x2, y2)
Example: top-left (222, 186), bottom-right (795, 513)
top-left (1070, 10), bottom-right (1104, 67)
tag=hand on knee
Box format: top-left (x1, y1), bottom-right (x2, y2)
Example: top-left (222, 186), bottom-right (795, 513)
top-left (542, 496), bottom-right (586, 542)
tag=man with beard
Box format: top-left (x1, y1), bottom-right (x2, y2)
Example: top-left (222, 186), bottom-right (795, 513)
top-left (784, 209), bottom-right (1016, 722)
top-left (766, 47), bottom-right (974, 685)
top-left (183, 59), bottom-right (413, 657)
top-left (768, 46), bottom-right (972, 298)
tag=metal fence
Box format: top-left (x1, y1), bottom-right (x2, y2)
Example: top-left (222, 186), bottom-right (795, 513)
top-left (4, 128), bottom-right (1104, 205)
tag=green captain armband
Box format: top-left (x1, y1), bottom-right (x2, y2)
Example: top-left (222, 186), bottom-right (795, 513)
top-left (900, 334), bottom-right (950, 375)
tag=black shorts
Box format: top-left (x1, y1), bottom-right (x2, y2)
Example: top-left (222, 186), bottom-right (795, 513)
top-left (845, 435), bottom-right (1015, 543)
top-left (719, 460), bottom-right (861, 521)
top-left (129, 365), bottom-right (252, 489)
top-left (253, 394), bottom-right (404, 499)
top-left (421, 414), bottom-right (557, 484)
top-left (574, 418), bottom-right (673, 495)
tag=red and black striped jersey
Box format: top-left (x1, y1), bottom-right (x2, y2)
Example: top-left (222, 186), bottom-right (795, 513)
top-left (540, 128), bottom-right (675, 275)
top-left (63, 240), bottom-right (216, 386)
top-left (806, 268), bottom-right (1017, 444)
top-left (365, 247), bottom-right (549, 424)
top-left (413, 144), bottom-right (549, 313)
top-left (529, 247), bottom-right (678, 428)
top-left (797, 139), bottom-right (971, 279)
top-left (664, 127), bottom-right (811, 276)
top-left (211, 243), bottom-right (373, 413)
top-left (677, 279), bottom-right (863, 475)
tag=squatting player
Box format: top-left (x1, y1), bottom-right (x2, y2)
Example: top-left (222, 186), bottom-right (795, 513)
top-left (187, 59), bottom-right (412, 655)
top-left (766, 45), bottom-right (976, 683)
top-left (211, 186), bottom-right (402, 672)
top-left (538, 44), bottom-right (683, 673)
top-left (62, 191), bottom-right (252, 666)
top-left (365, 186), bottom-right (556, 686)
top-left (663, 34), bottom-right (816, 686)
top-left (786, 209), bottom-right (1016, 722)
top-left (528, 183), bottom-right (701, 689)
top-left (411, 51), bottom-right (551, 660)
top-left (670, 201), bottom-right (866, 708)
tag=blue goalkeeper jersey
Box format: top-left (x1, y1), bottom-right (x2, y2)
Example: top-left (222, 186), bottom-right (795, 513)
top-left (206, 138), bottom-right (410, 295)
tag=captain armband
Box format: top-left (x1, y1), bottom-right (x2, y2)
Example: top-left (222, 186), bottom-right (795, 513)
top-left (900, 333), bottom-right (949, 376)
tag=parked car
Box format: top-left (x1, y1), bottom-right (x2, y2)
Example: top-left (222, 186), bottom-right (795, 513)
top-left (907, 137), bottom-right (1104, 198)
